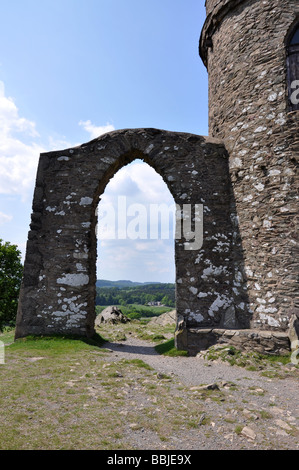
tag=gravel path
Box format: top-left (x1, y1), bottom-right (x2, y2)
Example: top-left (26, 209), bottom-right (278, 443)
top-left (104, 336), bottom-right (299, 450)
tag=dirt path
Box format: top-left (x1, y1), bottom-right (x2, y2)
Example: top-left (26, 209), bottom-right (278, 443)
top-left (104, 336), bottom-right (299, 450)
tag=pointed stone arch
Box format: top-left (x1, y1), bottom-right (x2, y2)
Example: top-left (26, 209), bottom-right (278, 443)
top-left (15, 128), bottom-right (236, 352)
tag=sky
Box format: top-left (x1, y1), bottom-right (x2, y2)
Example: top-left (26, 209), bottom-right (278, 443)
top-left (0, 0), bottom-right (208, 283)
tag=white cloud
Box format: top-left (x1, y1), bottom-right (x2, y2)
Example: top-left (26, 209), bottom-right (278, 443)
top-left (79, 120), bottom-right (115, 139)
top-left (101, 160), bottom-right (174, 205)
top-left (97, 237), bottom-right (175, 283)
top-left (127, 162), bottom-right (172, 204)
top-left (0, 83), bottom-right (116, 202)
top-left (0, 211), bottom-right (12, 226)
top-left (0, 82), bottom-right (39, 138)
top-left (98, 160), bottom-right (175, 242)
top-left (0, 81), bottom-right (44, 201)
top-left (96, 161), bottom-right (176, 282)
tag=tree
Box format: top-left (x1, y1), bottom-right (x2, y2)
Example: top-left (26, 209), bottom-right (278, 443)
top-left (161, 295), bottom-right (175, 307)
top-left (0, 240), bottom-right (23, 330)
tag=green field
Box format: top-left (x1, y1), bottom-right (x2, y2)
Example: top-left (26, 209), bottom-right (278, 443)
top-left (96, 303), bottom-right (174, 320)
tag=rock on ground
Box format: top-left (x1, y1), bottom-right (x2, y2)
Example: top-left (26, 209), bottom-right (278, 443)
top-left (95, 306), bottom-right (130, 325)
top-left (148, 310), bottom-right (176, 326)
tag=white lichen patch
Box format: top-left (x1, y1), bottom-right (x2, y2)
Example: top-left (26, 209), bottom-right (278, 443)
top-left (66, 313), bottom-right (87, 327)
top-left (267, 92), bottom-right (277, 102)
top-left (258, 313), bottom-right (280, 327)
top-left (263, 219), bottom-right (272, 229)
top-left (73, 252), bottom-right (88, 260)
top-left (201, 262), bottom-right (229, 280)
top-left (254, 126), bottom-right (267, 133)
top-left (194, 252), bottom-right (204, 264)
top-left (57, 273), bottom-right (89, 287)
top-left (144, 143), bottom-right (154, 154)
top-left (80, 197), bottom-right (93, 206)
top-left (197, 292), bottom-right (209, 298)
top-left (76, 263), bottom-right (87, 272)
top-left (212, 239), bottom-right (230, 253)
top-left (254, 182), bottom-right (264, 191)
top-left (57, 156), bottom-right (70, 161)
top-left (245, 266), bottom-right (253, 277)
top-left (189, 286), bottom-right (198, 295)
top-left (189, 312), bottom-right (204, 323)
top-left (269, 169), bottom-right (281, 176)
top-left (229, 157), bottom-right (243, 169)
top-left (208, 294), bottom-right (231, 318)
top-left (274, 114), bottom-right (286, 126)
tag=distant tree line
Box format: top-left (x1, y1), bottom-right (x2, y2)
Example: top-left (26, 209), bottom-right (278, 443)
top-left (95, 283), bottom-right (175, 307)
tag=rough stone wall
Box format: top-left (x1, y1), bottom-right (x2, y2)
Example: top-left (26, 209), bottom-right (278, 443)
top-left (185, 328), bottom-right (291, 357)
top-left (200, 0), bottom-right (299, 332)
top-left (15, 129), bottom-right (236, 345)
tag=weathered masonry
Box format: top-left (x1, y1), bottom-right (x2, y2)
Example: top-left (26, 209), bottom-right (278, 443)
top-left (198, 0), bottom-right (299, 353)
top-left (15, 130), bottom-right (235, 343)
top-left (16, 0), bottom-right (298, 355)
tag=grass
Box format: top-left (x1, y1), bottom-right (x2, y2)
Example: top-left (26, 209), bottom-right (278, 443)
top-left (96, 304), bottom-right (174, 319)
top-left (0, 332), bottom-right (163, 449)
top-left (0, 321), bottom-right (193, 450)
top-left (155, 338), bottom-right (188, 357)
top-left (12, 332), bottom-right (106, 352)
top-left (121, 358), bottom-right (153, 370)
top-left (96, 316), bottom-right (176, 344)
top-left (202, 345), bottom-right (297, 377)
top-left (234, 425), bottom-right (243, 435)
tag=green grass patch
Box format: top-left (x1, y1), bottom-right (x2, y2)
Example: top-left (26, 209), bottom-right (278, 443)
top-left (234, 425), bottom-right (243, 435)
top-left (0, 328), bottom-right (15, 345)
top-left (121, 358), bottom-right (153, 370)
top-left (155, 338), bottom-right (188, 357)
top-left (6, 332), bottom-right (107, 356)
top-left (203, 345), bottom-right (294, 374)
top-left (96, 304), bottom-right (173, 319)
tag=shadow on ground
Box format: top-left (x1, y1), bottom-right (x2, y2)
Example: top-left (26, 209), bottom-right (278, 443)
top-left (104, 340), bottom-right (158, 356)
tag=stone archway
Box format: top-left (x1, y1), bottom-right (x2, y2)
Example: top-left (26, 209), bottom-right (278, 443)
top-left (15, 128), bottom-right (235, 352)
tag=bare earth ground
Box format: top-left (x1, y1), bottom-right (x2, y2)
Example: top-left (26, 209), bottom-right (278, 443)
top-left (103, 335), bottom-right (299, 450)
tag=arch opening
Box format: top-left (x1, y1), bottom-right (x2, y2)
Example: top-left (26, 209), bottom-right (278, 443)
top-left (94, 157), bottom-right (177, 333)
top-left (96, 158), bottom-right (176, 284)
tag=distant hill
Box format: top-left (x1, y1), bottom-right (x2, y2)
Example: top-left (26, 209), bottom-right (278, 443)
top-left (96, 279), bottom-right (163, 288)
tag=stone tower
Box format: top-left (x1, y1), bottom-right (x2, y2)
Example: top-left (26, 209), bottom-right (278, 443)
top-left (200, 0), bottom-right (299, 332)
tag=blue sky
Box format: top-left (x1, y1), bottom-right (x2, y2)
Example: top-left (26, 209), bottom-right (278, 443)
top-left (0, 0), bottom-right (208, 283)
